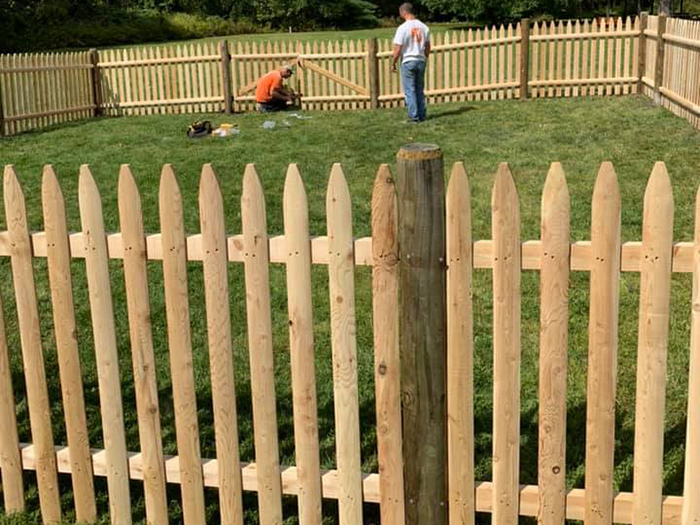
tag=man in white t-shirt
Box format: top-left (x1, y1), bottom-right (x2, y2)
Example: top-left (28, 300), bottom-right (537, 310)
top-left (392, 3), bottom-right (431, 122)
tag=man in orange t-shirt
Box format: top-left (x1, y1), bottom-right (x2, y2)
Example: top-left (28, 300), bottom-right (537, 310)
top-left (255, 65), bottom-right (298, 112)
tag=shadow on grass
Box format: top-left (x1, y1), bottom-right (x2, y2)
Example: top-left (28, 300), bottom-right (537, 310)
top-left (428, 105), bottom-right (478, 119)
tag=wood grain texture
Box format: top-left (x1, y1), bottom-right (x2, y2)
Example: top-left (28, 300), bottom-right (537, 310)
top-left (396, 144), bottom-right (447, 525)
top-left (491, 163), bottom-right (521, 525)
top-left (446, 162), bottom-right (475, 525)
top-left (79, 165), bottom-right (132, 525)
top-left (326, 163), bottom-right (364, 525)
top-left (42, 165), bottom-right (97, 523)
top-left (633, 162), bottom-right (673, 525)
top-left (682, 186), bottom-right (700, 525)
top-left (3, 165), bottom-right (61, 523)
top-left (199, 164), bottom-right (244, 525)
top-left (159, 164), bottom-right (206, 525)
top-left (585, 162), bottom-right (621, 525)
top-left (538, 163), bottom-right (570, 525)
top-left (117, 165), bottom-right (169, 525)
top-left (283, 164), bottom-right (323, 525)
top-left (241, 164), bottom-right (284, 525)
top-left (0, 255), bottom-right (24, 512)
top-left (371, 164), bottom-right (406, 525)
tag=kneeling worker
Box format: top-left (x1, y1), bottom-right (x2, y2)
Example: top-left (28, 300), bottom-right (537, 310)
top-left (256, 64), bottom-right (299, 112)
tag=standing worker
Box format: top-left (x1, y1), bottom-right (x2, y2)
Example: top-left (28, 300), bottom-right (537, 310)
top-left (391, 3), bottom-right (431, 122)
top-left (255, 64), bottom-right (300, 112)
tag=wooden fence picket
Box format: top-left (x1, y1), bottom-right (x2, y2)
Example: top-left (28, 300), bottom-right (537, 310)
top-left (538, 163), bottom-right (570, 525)
top-left (283, 164), bottom-right (323, 525)
top-left (585, 162), bottom-right (621, 525)
top-left (0, 259), bottom-right (24, 513)
top-left (79, 166), bottom-right (132, 525)
top-left (327, 163), bottom-right (364, 525)
top-left (42, 166), bottom-right (97, 524)
top-left (446, 162), bottom-right (475, 525)
top-left (118, 165), bottom-right (170, 525)
top-left (492, 163), bottom-right (521, 525)
top-left (633, 162), bottom-right (673, 525)
top-left (371, 164), bottom-right (405, 525)
top-left (159, 164), bottom-right (206, 525)
top-left (3, 165), bottom-right (62, 524)
top-left (199, 164), bottom-right (245, 525)
top-left (241, 164), bottom-right (284, 525)
top-left (684, 186), bottom-right (700, 525)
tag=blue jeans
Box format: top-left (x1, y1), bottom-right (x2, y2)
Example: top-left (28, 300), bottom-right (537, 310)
top-left (401, 60), bottom-right (426, 121)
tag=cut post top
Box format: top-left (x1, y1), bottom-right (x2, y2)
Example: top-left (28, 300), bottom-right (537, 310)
top-left (397, 143), bottom-right (443, 161)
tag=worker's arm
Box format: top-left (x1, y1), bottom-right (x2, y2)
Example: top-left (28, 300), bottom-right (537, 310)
top-left (391, 44), bottom-right (402, 71)
top-left (270, 87), bottom-right (293, 102)
top-left (425, 40), bottom-right (431, 58)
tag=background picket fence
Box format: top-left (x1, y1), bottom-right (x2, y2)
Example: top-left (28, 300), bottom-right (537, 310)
top-left (0, 155), bottom-right (698, 525)
top-left (0, 14), bottom-right (699, 135)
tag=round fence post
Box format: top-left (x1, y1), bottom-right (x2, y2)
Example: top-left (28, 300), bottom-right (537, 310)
top-left (396, 143), bottom-right (448, 525)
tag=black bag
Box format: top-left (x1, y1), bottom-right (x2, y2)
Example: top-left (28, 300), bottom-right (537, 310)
top-left (187, 120), bottom-right (213, 138)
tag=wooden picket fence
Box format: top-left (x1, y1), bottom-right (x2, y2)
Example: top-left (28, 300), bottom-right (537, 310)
top-left (1, 14), bottom-right (699, 135)
top-left (0, 156), bottom-right (699, 525)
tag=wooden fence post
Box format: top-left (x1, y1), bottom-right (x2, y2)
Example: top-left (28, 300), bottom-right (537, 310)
top-left (654, 15), bottom-right (667, 105)
top-left (369, 38), bottom-right (380, 109)
top-left (89, 49), bottom-right (102, 117)
top-left (219, 40), bottom-right (233, 114)
top-left (0, 85), bottom-right (5, 136)
top-left (519, 18), bottom-right (530, 99)
top-left (396, 143), bottom-right (447, 525)
top-left (638, 13), bottom-right (648, 94)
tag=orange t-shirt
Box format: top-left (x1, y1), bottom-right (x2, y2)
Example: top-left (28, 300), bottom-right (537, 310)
top-left (255, 70), bottom-right (283, 103)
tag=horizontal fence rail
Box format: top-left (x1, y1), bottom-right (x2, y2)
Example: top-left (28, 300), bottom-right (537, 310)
top-left (1, 14), bottom-right (699, 134)
top-left (0, 158), bottom-right (698, 525)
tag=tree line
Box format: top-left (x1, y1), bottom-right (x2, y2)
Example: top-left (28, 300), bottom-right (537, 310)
top-left (0, 0), bottom-right (692, 53)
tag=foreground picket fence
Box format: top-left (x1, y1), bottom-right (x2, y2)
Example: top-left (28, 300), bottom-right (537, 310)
top-left (0, 14), bottom-right (699, 135)
top-left (0, 154), bottom-right (698, 525)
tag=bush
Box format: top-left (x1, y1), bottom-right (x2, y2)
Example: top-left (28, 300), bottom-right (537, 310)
top-left (0, 9), bottom-right (268, 52)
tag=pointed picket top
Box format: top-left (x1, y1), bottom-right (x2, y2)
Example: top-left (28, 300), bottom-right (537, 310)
top-left (41, 165), bottom-right (68, 240)
top-left (593, 160), bottom-right (620, 205)
top-left (41, 165), bottom-right (64, 205)
top-left (371, 164), bottom-right (397, 261)
top-left (492, 162), bottom-right (518, 212)
top-left (78, 169), bottom-right (105, 250)
top-left (327, 163), bottom-right (352, 247)
top-left (448, 161), bottom-right (471, 211)
top-left (118, 164), bottom-right (141, 210)
top-left (242, 163), bottom-right (268, 240)
top-left (159, 164), bottom-right (183, 215)
top-left (4, 165), bottom-right (27, 221)
top-left (447, 162), bottom-right (472, 266)
top-left (644, 162), bottom-right (673, 217)
top-left (284, 164), bottom-right (308, 219)
top-left (542, 162), bottom-right (570, 224)
top-left (199, 163), bottom-right (224, 222)
top-left (118, 164), bottom-right (149, 262)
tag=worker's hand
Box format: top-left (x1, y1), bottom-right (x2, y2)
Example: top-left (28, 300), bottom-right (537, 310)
top-left (391, 63), bottom-right (398, 73)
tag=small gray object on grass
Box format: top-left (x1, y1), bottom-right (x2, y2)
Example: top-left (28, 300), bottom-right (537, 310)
top-left (263, 120), bottom-right (276, 129)
top-left (288, 113), bottom-right (313, 119)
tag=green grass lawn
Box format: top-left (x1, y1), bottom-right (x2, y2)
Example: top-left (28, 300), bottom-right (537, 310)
top-left (0, 95), bottom-right (699, 524)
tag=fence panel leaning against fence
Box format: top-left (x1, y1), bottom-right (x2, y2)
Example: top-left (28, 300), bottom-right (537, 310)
top-left (0, 150), bottom-right (699, 525)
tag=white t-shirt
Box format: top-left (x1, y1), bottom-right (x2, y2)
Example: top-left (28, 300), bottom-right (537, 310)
top-left (393, 19), bottom-right (430, 63)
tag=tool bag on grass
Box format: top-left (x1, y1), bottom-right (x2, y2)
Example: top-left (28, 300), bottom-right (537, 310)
top-left (187, 120), bottom-right (213, 138)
